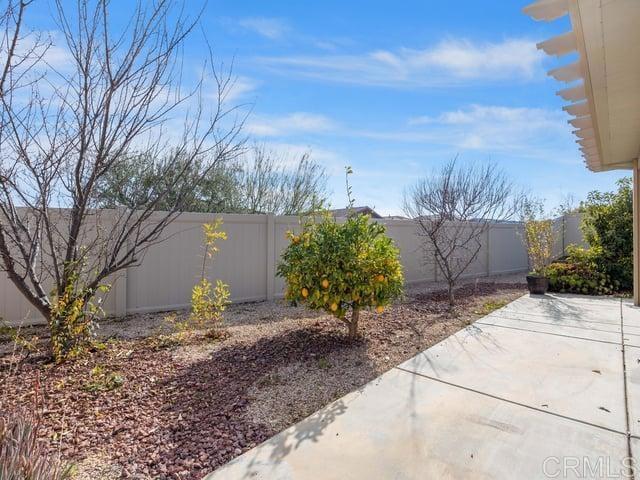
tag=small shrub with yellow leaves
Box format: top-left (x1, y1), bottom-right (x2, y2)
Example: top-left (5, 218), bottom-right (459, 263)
top-left (278, 212), bottom-right (403, 339)
top-left (48, 269), bottom-right (109, 363)
top-left (82, 365), bottom-right (124, 393)
top-left (190, 219), bottom-right (230, 334)
top-left (191, 278), bottom-right (230, 330)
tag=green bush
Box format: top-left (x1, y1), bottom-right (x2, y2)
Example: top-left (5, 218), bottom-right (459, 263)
top-left (278, 212), bottom-right (404, 339)
top-left (553, 177), bottom-right (632, 296)
top-left (580, 177), bottom-right (632, 290)
top-left (547, 245), bottom-right (618, 295)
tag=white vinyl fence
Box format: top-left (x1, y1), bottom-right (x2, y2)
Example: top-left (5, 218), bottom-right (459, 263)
top-left (0, 212), bottom-right (584, 325)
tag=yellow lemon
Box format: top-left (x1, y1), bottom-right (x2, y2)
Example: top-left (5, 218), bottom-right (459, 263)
top-left (321, 279), bottom-right (329, 289)
top-left (330, 302), bottom-right (338, 312)
top-left (375, 305), bottom-right (384, 314)
top-left (301, 288), bottom-right (309, 298)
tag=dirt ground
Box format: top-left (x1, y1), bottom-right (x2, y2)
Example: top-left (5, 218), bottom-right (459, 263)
top-left (1, 275), bottom-right (526, 480)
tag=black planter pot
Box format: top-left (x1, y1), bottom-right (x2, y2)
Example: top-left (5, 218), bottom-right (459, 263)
top-left (526, 275), bottom-right (549, 295)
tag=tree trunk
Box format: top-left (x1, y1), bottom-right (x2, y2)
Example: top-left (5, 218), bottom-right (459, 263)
top-left (348, 307), bottom-right (360, 339)
top-left (447, 283), bottom-right (455, 308)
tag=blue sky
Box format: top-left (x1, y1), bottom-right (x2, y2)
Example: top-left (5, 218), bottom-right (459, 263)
top-left (33, 0), bottom-right (627, 215)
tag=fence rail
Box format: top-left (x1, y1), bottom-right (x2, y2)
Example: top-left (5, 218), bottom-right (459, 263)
top-left (0, 212), bottom-right (583, 325)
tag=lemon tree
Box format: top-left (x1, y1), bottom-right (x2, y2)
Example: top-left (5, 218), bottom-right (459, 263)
top-left (278, 212), bottom-right (404, 339)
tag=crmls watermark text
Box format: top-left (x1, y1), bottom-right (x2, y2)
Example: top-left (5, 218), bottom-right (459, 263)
top-left (542, 456), bottom-right (635, 478)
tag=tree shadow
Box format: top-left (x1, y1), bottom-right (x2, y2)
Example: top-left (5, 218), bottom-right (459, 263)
top-left (533, 293), bottom-right (606, 325)
top-left (159, 324), bottom-right (376, 479)
top-left (229, 397), bottom-right (349, 480)
top-left (415, 281), bottom-right (526, 305)
top-left (223, 300), bottom-right (327, 328)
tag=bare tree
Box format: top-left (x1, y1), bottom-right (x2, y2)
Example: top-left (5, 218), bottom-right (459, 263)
top-left (403, 158), bottom-right (521, 307)
top-left (0, 0), bottom-right (244, 360)
top-left (238, 143), bottom-right (328, 215)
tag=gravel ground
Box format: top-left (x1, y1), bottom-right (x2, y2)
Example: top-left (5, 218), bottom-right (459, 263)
top-left (1, 275), bottom-right (526, 480)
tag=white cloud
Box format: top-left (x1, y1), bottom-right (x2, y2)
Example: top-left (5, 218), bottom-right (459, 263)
top-left (43, 41), bottom-right (73, 71)
top-left (409, 104), bottom-right (564, 127)
top-left (246, 112), bottom-right (337, 137)
top-left (413, 39), bottom-right (540, 79)
top-left (238, 17), bottom-right (289, 39)
top-left (403, 104), bottom-right (576, 160)
top-left (0, 30), bottom-right (74, 74)
top-left (224, 76), bottom-right (258, 103)
top-left (242, 104), bottom-right (577, 169)
top-left (257, 38), bottom-right (544, 87)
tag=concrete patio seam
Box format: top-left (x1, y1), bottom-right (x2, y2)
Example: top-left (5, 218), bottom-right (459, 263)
top-left (475, 320), bottom-right (627, 346)
top-left (394, 366), bottom-right (628, 438)
top-left (483, 315), bottom-right (623, 334)
top-left (206, 295), bottom-right (633, 479)
top-left (491, 310), bottom-right (624, 326)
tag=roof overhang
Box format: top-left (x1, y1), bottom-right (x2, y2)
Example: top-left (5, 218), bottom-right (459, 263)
top-left (523, 0), bottom-right (640, 172)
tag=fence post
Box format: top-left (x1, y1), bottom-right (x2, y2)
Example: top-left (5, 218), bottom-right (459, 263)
top-left (266, 214), bottom-right (275, 301)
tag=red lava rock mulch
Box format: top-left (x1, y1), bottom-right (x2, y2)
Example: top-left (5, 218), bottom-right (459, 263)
top-left (1, 281), bottom-right (526, 479)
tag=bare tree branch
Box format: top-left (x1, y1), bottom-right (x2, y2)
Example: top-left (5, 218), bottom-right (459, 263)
top-left (238, 143), bottom-right (328, 215)
top-left (0, 0), bottom-right (245, 340)
top-left (403, 157), bottom-right (522, 306)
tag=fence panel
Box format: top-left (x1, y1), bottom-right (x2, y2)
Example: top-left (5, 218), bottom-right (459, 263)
top-left (563, 213), bottom-right (586, 248)
top-left (126, 213), bottom-right (270, 314)
top-left (489, 224), bottom-right (528, 275)
top-left (378, 219), bottom-right (435, 284)
top-left (0, 211), bottom-right (583, 325)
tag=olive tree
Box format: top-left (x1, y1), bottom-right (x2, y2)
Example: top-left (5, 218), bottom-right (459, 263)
top-left (94, 152), bottom-right (243, 214)
top-left (403, 158), bottom-right (521, 307)
top-left (94, 143), bottom-right (329, 215)
top-left (0, 0), bottom-right (244, 361)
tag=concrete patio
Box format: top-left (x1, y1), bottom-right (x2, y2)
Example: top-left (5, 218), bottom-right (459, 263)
top-left (205, 294), bottom-right (639, 479)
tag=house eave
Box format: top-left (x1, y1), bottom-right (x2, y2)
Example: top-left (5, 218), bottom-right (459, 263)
top-left (524, 0), bottom-right (640, 172)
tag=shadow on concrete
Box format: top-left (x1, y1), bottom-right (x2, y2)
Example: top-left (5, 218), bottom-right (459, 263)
top-left (534, 294), bottom-right (613, 326)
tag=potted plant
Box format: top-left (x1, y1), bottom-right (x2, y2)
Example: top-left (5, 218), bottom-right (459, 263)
top-left (521, 199), bottom-right (554, 295)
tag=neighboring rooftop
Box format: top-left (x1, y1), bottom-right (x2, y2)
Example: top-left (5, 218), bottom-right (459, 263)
top-left (329, 206), bottom-right (382, 218)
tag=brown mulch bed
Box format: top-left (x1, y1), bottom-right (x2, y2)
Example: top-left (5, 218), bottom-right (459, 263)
top-left (1, 281), bottom-right (525, 480)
